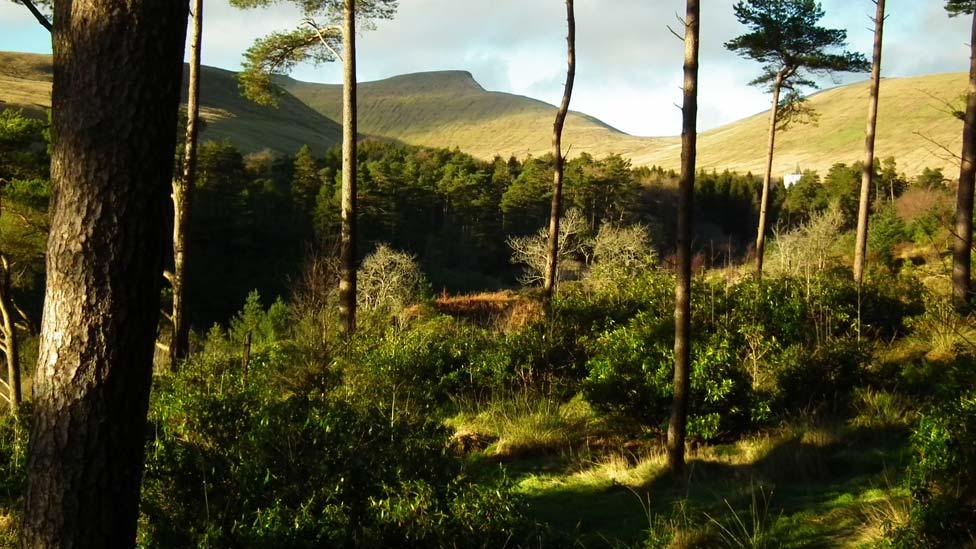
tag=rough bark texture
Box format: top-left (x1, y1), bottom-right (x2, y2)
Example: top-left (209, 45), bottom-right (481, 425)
top-left (339, 0), bottom-right (358, 335)
top-left (0, 255), bottom-right (21, 412)
top-left (755, 72), bottom-right (783, 277)
top-left (954, 10), bottom-right (976, 307)
top-left (543, 0), bottom-right (576, 305)
top-left (171, 0), bottom-right (204, 370)
top-left (22, 0), bottom-right (189, 545)
top-left (667, 0), bottom-right (699, 476)
top-left (853, 0), bottom-right (885, 287)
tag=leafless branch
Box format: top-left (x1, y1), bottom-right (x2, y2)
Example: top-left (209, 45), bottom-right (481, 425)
top-left (304, 18), bottom-right (343, 63)
top-left (914, 130), bottom-right (962, 163)
top-left (19, 0), bottom-right (52, 32)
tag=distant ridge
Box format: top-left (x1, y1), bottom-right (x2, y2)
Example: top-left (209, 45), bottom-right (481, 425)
top-left (0, 51), bottom-right (341, 154)
top-left (0, 51), bottom-right (965, 176)
top-left (282, 69), bottom-right (966, 177)
top-left (276, 70), bottom-right (663, 162)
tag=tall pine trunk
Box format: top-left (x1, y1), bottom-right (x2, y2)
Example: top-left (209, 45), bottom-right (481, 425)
top-left (171, 0), bottom-right (203, 370)
top-left (22, 0), bottom-right (188, 544)
top-left (667, 0), bottom-right (700, 475)
top-left (543, 0), bottom-right (576, 305)
top-left (339, 0), bottom-right (358, 335)
top-left (853, 0), bottom-right (885, 287)
top-left (953, 9), bottom-right (976, 307)
top-left (755, 72), bottom-right (783, 277)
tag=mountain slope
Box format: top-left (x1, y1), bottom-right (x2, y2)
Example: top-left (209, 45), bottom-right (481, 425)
top-left (277, 70), bottom-right (668, 161)
top-left (0, 51), bottom-right (341, 154)
top-left (650, 72), bottom-right (965, 177)
top-left (282, 70), bottom-right (965, 177)
top-left (1, 50), bottom-right (964, 177)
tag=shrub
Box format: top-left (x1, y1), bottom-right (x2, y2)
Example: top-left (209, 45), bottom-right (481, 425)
top-left (889, 389), bottom-right (976, 547)
top-left (508, 207), bottom-right (590, 286)
top-left (584, 223), bottom-right (657, 292)
top-left (582, 311), bottom-right (751, 439)
top-left (358, 243), bottom-right (429, 324)
top-left (139, 347), bottom-right (532, 547)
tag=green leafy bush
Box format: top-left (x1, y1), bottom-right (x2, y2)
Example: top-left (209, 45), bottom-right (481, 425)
top-left (139, 347), bottom-right (532, 547)
top-left (582, 311), bottom-right (751, 439)
top-left (889, 389), bottom-right (976, 547)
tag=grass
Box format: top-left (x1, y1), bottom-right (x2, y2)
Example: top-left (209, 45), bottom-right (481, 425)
top-left (0, 51), bottom-right (341, 155)
top-left (451, 385), bottom-right (916, 548)
top-left (2, 50), bottom-right (962, 176)
top-left (281, 68), bottom-right (964, 177)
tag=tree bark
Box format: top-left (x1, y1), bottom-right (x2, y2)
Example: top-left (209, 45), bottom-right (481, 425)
top-left (853, 0), bottom-right (885, 287)
top-left (171, 0), bottom-right (203, 370)
top-left (22, 0), bottom-right (189, 545)
top-left (0, 255), bottom-right (21, 413)
top-left (755, 71), bottom-right (783, 277)
top-left (667, 0), bottom-right (699, 476)
top-left (953, 9), bottom-right (976, 308)
top-left (543, 0), bottom-right (577, 305)
top-left (339, 0), bottom-right (358, 335)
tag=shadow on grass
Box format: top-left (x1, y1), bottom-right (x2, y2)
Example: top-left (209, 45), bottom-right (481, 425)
top-left (518, 424), bottom-right (911, 547)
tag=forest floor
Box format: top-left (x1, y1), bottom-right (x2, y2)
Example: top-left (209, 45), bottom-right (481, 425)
top-left (454, 391), bottom-right (914, 547)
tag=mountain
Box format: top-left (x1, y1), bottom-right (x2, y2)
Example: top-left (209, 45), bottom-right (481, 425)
top-left (276, 70), bottom-right (668, 161)
top-left (282, 70), bottom-right (965, 177)
top-left (0, 51), bottom-right (341, 154)
top-left (649, 71), bottom-right (964, 178)
top-left (0, 50), bottom-right (965, 176)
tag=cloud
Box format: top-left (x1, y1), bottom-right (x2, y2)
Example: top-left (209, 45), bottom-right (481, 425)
top-left (0, 0), bottom-right (970, 135)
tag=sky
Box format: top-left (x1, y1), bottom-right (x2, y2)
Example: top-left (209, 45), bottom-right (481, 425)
top-left (0, 1), bottom-right (970, 136)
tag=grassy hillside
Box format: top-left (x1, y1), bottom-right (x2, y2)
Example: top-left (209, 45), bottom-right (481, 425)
top-left (0, 51), bottom-right (341, 154)
top-left (647, 72), bottom-right (966, 177)
top-left (2, 49), bottom-right (964, 176)
top-left (278, 70), bottom-right (668, 161)
top-left (283, 70), bottom-right (965, 177)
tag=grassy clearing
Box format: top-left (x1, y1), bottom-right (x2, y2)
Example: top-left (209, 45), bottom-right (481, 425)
top-left (517, 423), bottom-right (910, 547)
top-left (451, 390), bottom-right (915, 548)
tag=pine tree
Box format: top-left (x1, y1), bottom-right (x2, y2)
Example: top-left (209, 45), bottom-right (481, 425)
top-left (232, 0), bottom-right (398, 334)
top-left (22, 0), bottom-right (189, 543)
top-left (725, 0), bottom-right (869, 276)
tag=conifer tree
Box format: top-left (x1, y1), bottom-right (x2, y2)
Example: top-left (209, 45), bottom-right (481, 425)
top-left (726, 0), bottom-right (869, 276)
top-left (232, 0), bottom-right (398, 334)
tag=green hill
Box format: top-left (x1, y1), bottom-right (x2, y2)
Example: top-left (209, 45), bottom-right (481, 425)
top-left (283, 70), bottom-right (965, 177)
top-left (278, 70), bottom-right (668, 162)
top-left (648, 72), bottom-right (965, 178)
top-left (1, 50), bottom-right (965, 176)
top-left (0, 51), bottom-right (341, 154)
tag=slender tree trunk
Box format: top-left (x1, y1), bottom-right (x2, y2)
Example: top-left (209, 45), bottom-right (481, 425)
top-left (543, 0), bottom-right (576, 305)
top-left (0, 255), bottom-right (21, 414)
top-left (22, 0), bottom-right (189, 545)
top-left (953, 10), bottom-right (976, 308)
top-left (667, 0), bottom-right (699, 476)
top-left (339, 0), bottom-right (358, 335)
top-left (171, 0), bottom-right (203, 370)
top-left (853, 0), bottom-right (886, 287)
top-left (755, 71), bottom-right (783, 277)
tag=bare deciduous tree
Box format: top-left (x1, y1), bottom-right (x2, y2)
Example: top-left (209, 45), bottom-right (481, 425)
top-left (510, 208), bottom-right (590, 287)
